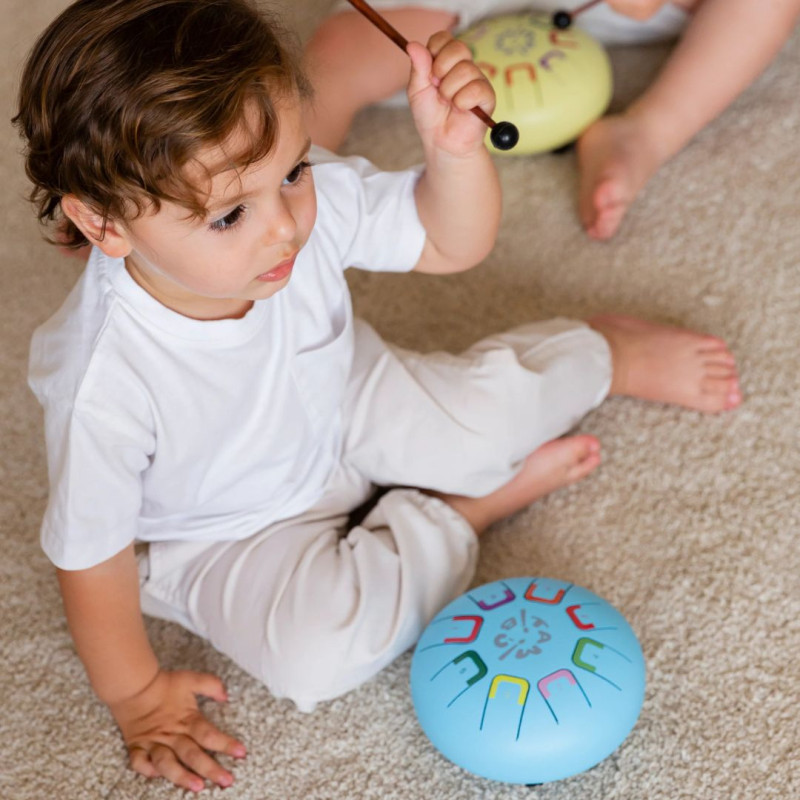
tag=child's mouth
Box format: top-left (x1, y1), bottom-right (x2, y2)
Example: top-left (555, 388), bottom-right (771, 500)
top-left (257, 254), bottom-right (296, 282)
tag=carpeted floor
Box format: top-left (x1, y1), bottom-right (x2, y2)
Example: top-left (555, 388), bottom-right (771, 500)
top-left (2, 2), bottom-right (799, 799)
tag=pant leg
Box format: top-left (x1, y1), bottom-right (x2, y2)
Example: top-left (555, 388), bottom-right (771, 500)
top-left (341, 317), bottom-right (611, 497)
top-left (138, 461), bottom-right (477, 712)
top-left (137, 318), bottom-right (607, 710)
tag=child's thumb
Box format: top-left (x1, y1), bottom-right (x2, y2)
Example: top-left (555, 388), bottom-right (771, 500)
top-left (405, 41), bottom-right (434, 99)
top-left (183, 670), bottom-right (229, 702)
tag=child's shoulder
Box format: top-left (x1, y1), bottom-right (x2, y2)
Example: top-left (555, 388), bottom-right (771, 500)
top-left (28, 249), bottom-right (128, 405)
top-left (309, 145), bottom-right (424, 267)
top-left (310, 144), bottom-right (419, 197)
top-left (308, 146), bottom-right (385, 260)
top-left (310, 145), bottom-right (383, 206)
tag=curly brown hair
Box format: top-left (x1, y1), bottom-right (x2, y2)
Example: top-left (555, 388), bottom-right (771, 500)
top-left (13, 0), bottom-right (311, 248)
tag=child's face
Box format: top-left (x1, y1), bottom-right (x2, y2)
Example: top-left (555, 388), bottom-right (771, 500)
top-left (121, 98), bottom-right (316, 320)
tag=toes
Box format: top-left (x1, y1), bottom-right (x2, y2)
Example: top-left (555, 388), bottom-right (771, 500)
top-left (562, 434), bottom-right (600, 461)
top-left (583, 179), bottom-right (627, 239)
top-left (534, 435), bottom-right (601, 482)
top-left (704, 354), bottom-right (737, 371)
top-left (574, 434), bottom-right (601, 455)
top-left (566, 451), bottom-right (601, 483)
top-left (692, 336), bottom-right (738, 378)
top-left (594, 177), bottom-right (625, 210)
top-left (703, 363), bottom-right (738, 379)
top-left (697, 334), bottom-right (727, 348)
top-left (590, 204), bottom-right (626, 240)
top-left (699, 375), bottom-right (742, 410)
top-left (563, 435), bottom-right (601, 482)
top-left (697, 335), bottom-right (735, 356)
top-left (700, 374), bottom-right (739, 394)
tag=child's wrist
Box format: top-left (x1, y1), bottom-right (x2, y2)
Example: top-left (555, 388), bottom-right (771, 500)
top-left (422, 138), bottom-right (489, 168)
top-left (96, 661), bottom-right (161, 709)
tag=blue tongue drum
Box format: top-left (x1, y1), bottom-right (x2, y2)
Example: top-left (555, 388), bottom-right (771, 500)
top-left (410, 576), bottom-right (645, 784)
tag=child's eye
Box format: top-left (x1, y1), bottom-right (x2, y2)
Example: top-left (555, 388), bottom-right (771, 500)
top-left (208, 204), bottom-right (246, 233)
top-left (283, 160), bottom-right (312, 186)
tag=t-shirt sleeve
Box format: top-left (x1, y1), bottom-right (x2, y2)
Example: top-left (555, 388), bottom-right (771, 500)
top-left (38, 389), bottom-right (154, 571)
top-left (310, 146), bottom-right (426, 273)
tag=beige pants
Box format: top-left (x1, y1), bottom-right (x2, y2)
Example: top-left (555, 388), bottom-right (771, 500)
top-left (138, 318), bottom-right (611, 711)
top-left (331, 0), bottom-right (689, 45)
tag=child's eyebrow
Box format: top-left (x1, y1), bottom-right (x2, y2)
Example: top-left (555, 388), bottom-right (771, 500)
top-left (204, 189), bottom-right (255, 218)
top-left (204, 138), bottom-right (313, 218)
top-left (294, 138), bottom-right (313, 164)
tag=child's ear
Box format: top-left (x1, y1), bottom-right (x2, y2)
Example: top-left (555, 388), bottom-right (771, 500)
top-left (60, 195), bottom-right (133, 258)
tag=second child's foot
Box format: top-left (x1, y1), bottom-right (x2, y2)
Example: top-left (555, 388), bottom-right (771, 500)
top-left (436, 435), bottom-right (601, 535)
top-left (588, 314), bottom-right (742, 412)
top-left (577, 113), bottom-right (665, 240)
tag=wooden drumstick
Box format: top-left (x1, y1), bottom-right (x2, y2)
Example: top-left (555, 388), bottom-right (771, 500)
top-left (552, 0), bottom-right (605, 29)
top-left (345, 0), bottom-right (519, 150)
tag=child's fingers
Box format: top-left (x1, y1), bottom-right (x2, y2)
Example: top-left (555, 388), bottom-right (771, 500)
top-left (426, 29), bottom-right (467, 59)
top-left (428, 35), bottom-right (474, 83)
top-left (180, 669), bottom-right (229, 703)
top-left (128, 745), bottom-right (159, 779)
top-left (146, 742), bottom-right (206, 793)
top-left (426, 35), bottom-right (494, 114)
top-left (406, 40), bottom-right (435, 98)
top-left (173, 733), bottom-right (235, 789)
top-left (126, 714), bottom-right (244, 791)
top-left (451, 78), bottom-right (495, 117)
top-left (190, 715), bottom-right (248, 759)
top-left (437, 65), bottom-right (495, 115)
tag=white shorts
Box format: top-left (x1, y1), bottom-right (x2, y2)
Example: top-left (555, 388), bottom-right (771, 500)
top-left (331, 0), bottom-right (688, 45)
top-left (138, 318), bottom-right (611, 711)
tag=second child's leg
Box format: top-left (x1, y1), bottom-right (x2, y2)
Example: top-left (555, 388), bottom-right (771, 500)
top-left (304, 7), bottom-right (457, 150)
top-left (578, 0), bottom-right (800, 240)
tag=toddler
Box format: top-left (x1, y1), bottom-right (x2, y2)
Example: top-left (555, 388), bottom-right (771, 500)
top-left (306, 0), bottom-right (800, 239)
top-left (15, 0), bottom-right (740, 792)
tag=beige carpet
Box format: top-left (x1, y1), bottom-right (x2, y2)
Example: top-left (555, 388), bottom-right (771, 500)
top-left (2, 2), bottom-right (799, 798)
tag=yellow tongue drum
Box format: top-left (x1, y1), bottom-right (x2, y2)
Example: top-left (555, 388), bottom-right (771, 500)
top-left (459, 11), bottom-right (613, 155)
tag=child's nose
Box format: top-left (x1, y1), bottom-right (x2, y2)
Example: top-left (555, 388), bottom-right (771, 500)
top-left (264, 199), bottom-right (297, 244)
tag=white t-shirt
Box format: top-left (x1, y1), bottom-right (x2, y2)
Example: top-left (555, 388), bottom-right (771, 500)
top-left (29, 149), bottom-right (426, 570)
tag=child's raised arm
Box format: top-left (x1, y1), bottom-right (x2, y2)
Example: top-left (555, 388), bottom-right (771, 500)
top-left (407, 33), bottom-right (502, 275)
top-left (57, 544), bottom-right (245, 792)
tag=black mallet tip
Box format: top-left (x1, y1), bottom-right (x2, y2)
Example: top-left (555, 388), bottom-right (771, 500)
top-left (552, 10), bottom-right (572, 29)
top-left (490, 120), bottom-right (519, 151)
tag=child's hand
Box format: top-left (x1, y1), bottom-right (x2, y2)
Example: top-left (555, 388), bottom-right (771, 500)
top-left (406, 32), bottom-right (496, 157)
top-left (108, 669), bottom-right (246, 793)
top-left (605, 0), bottom-right (671, 21)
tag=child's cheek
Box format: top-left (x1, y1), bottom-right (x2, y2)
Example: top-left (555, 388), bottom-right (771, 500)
top-left (300, 190), bottom-right (318, 241)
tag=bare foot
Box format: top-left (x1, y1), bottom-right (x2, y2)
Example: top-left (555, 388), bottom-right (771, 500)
top-left (436, 435), bottom-right (601, 535)
top-left (577, 113), bottom-right (666, 240)
top-left (588, 314), bottom-right (742, 412)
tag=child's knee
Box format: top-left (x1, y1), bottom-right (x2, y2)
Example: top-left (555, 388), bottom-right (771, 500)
top-left (262, 617), bottom-right (403, 712)
top-left (306, 12), bottom-right (358, 62)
